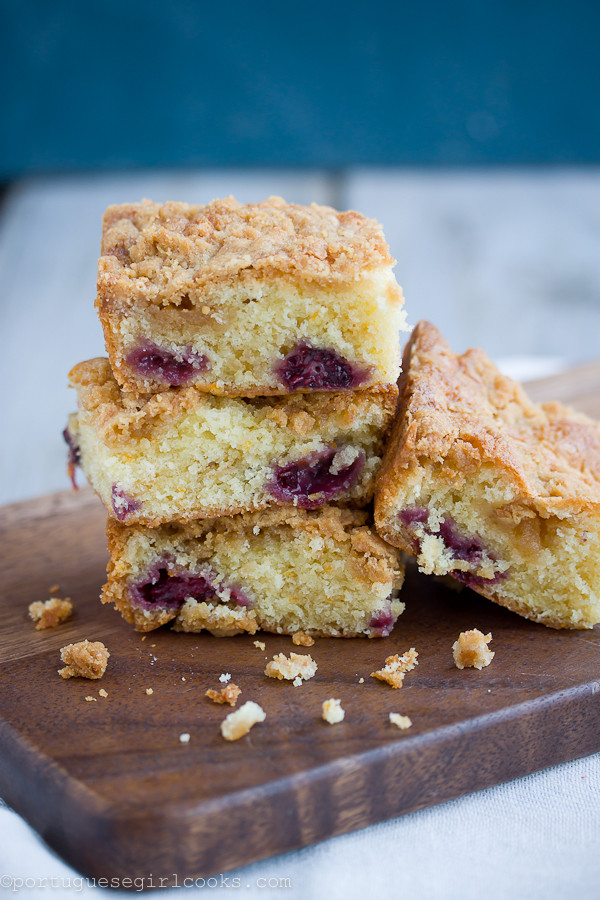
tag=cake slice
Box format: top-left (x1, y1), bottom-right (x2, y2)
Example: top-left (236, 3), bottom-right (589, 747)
top-left (97, 197), bottom-right (406, 395)
top-left (102, 507), bottom-right (405, 636)
top-left (66, 358), bottom-right (397, 525)
top-left (375, 321), bottom-right (600, 629)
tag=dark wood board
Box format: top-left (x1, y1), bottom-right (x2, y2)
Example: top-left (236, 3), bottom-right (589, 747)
top-left (1, 363), bottom-right (600, 886)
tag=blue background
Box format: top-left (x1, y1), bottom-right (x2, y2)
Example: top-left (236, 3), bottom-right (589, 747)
top-left (1, 0), bottom-right (599, 176)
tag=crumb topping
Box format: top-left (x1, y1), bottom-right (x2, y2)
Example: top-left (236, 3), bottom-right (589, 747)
top-left (371, 648), bottom-right (418, 689)
top-left (292, 632), bottom-right (315, 647)
top-left (221, 700), bottom-right (266, 741)
top-left (322, 698), bottom-right (345, 724)
top-left (206, 683), bottom-right (241, 706)
top-left (29, 597), bottom-right (73, 630)
top-left (453, 629), bottom-right (495, 670)
top-left (58, 640), bottom-right (110, 680)
top-left (376, 321), bottom-right (600, 520)
top-left (99, 197), bottom-right (395, 307)
top-left (265, 652), bottom-right (318, 682)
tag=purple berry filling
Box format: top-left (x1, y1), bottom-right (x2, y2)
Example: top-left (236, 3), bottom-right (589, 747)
top-left (126, 341), bottom-right (209, 386)
top-left (129, 564), bottom-right (253, 612)
top-left (275, 342), bottom-right (369, 391)
top-left (111, 484), bottom-right (142, 521)
top-left (269, 446), bottom-right (365, 509)
top-left (369, 604), bottom-right (398, 636)
top-left (131, 569), bottom-right (216, 611)
top-left (399, 507), bottom-right (507, 586)
top-left (62, 427), bottom-right (80, 489)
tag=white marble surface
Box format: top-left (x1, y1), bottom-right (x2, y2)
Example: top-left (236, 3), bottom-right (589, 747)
top-left (1, 170), bottom-right (599, 899)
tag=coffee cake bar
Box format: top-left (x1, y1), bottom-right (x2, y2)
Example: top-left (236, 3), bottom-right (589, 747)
top-left (375, 321), bottom-right (600, 629)
top-left (97, 197), bottom-right (406, 395)
top-left (102, 507), bottom-right (405, 636)
top-left (67, 358), bottom-right (397, 525)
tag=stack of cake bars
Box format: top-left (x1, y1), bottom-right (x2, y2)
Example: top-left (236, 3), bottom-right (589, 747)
top-left (65, 197), bottom-right (408, 637)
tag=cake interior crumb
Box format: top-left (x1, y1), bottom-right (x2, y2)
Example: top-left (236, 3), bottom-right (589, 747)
top-left (292, 632), bottom-right (315, 647)
top-left (265, 652), bottom-right (318, 682)
top-left (58, 640), bottom-right (110, 680)
top-left (219, 673), bottom-right (232, 683)
top-left (221, 701), bottom-right (266, 741)
top-left (179, 733), bottom-right (191, 743)
top-left (389, 713), bottom-right (412, 730)
top-left (254, 640), bottom-right (266, 651)
top-left (322, 698), bottom-right (345, 724)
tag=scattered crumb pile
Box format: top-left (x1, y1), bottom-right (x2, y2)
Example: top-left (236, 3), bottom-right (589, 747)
top-left (452, 629), bottom-right (494, 670)
top-left (389, 713), bottom-right (412, 730)
top-left (292, 632), bottom-right (315, 647)
top-left (221, 701), bottom-right (266, 741)
top-left (265, 652), bottom-right (317, 682)
top-left (371, 648), bottom-right (418, 688)
top-left (206, 683), bottom-right (241, 706)
top-left (29, 597), bottom-right (73, 630)
top-left (322, 698), bottom-right (345, 724)
top-left (58, 640), bottom-right (110, 680)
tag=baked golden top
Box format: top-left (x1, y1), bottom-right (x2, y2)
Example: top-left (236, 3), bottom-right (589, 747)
top-left (69, 357), bottom-right (398, 446)
top-left (98, 196), bottom-right (395, 306)
top-left (377, 321), bottom-right (600, 515)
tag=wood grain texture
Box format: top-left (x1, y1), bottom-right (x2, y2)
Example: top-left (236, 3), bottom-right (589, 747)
top-left (1, 367), bottom-right (599, 884)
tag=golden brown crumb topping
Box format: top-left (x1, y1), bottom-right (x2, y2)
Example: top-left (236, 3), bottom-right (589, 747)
top-left (452, 629), bottom-right (495, 670)
top-left (205, 683), bottom-right (242, 706)
top-left (376, 321), bottom-right (600, 519)
top-left (371, 648), bottom-right (418, 689)
top-left (98, 197), bottom-right (395, 310)
top-left (292, 632), bottom-right (315, 647)
top-left (29, 597), bottom-right (73, 630)
top-left (58, 640), bottom-right (110, 680)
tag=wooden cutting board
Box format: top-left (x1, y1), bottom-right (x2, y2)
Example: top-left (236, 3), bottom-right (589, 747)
top-left (1, 363), bottom-right (600, 884)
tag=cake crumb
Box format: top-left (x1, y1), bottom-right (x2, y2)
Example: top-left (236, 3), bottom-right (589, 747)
top-left (322, 698), bottom-right (345, 724)
top-left (371, 648), bottom-right (418, 689)
top-left (292, 632), bottom-right (315, 647)
top-left (58, 640), bottom-right (110, 680)
top-left (49, 584), bottom-right (60, 594)
top-left (141, 635), bottom-right (147, 641)
top-left (389, 713), bottom-right (412, 730)
top-left (292, 676), bottom-right (303, 687)
top-left (253, 640), bottom-right (266, 651)
top-left (84, 696), bottom-right (96, 702)
top-left (453, 629), bottom-right (495, 670)
top-left (221, 701), bottom-right (266, 741)
top-left (219, 673), bottom-right (232, 683)
top-left (206, 683), bottom-right (241, 706)
top-left (98, 688), bottom-right (108, 698)
top-left (29, 597), bottom-right (73, 630)
top-left (358, 677), bottom-right (365, 684)
top-left (145, 687), bottom-right (154, 695)
top-left (265, 652), bottom-right (318, 682)
top-left (179, 733), bottom-right (190, 743)
top-left (182, 676), bottom-right (186, 682)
